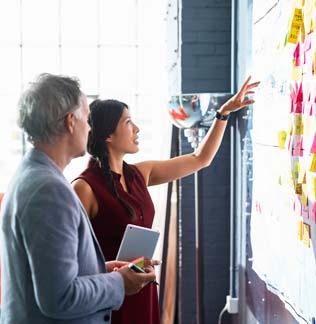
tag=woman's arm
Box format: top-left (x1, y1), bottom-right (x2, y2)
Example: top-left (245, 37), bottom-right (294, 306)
top-left (72, 179), bottom-right (98, 219)
top-left (135, 76), bottom-right (260, 186)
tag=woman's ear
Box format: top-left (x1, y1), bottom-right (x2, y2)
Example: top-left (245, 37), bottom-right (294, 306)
top-left (105, 134), bottom-right (113, 143)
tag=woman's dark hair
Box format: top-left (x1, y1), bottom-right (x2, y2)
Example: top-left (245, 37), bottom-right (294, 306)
top-left (88, 99), bottom-right (135, 217)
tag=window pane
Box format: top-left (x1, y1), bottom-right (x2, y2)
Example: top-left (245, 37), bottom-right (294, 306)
top-left (61, 46), bottom-right (98, 95)
top-left (22, 46), bottom-right (59, 86)
top-left (100, 0), bottom-right (136, 45)
top-left (100, 46), bottom-right (137, 95)
top-left (0, 96), bottom-right (22, 192)
top-left (0, 1), bottom-right (20, 44)
top-left (22, 0), bottom-right (59, 44)
top-left (0, 47), bottom-right (21, 95)
top-left (137, 46), bottom-right (166, 95)
top-left (137, 0), bottom-right (165, 45)
top-left (61, 0), bottom-right (98, 45)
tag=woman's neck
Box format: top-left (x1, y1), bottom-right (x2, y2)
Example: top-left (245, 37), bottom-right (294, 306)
top-left (108, 155), bottom-right (124, 174)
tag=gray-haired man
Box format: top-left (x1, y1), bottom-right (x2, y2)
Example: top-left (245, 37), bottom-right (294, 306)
top-left (0, 73), bottom-right (156, 324)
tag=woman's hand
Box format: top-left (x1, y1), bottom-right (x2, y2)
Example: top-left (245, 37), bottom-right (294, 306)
top-left (218, 76), bottom-right (260, 115)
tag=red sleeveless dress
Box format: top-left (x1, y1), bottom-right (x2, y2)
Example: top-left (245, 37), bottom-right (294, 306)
top-left (75, 158), bottom-right (160, 324)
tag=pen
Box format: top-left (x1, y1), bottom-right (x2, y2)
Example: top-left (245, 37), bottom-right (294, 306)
top-left (128, 263), bottom-right (159, 286)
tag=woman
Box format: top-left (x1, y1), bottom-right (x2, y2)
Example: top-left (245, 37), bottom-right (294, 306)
top-left (72, 76), bottom-right (260, 324)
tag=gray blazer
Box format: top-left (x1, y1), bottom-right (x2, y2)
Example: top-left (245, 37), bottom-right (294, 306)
top-left (0, 148), bottom-right (124, 324)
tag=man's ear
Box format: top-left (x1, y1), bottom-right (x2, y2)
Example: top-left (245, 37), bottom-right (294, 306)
top-left (65, 113), bottom-right (76, 134)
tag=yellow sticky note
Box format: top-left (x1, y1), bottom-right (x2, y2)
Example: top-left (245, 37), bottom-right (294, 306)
top-left (302, 183), bottom-right (308, 205)
top-left (298, 219), bottom-right (303, 240)
top-left (295, 114), bottom-right (304, 135)
top-left (298, 164), bottom-right (306, 183)
top-left (302, 223), bottom-right (311, 247)
top-left (292, 65), bottom-right (303, 81)
top-left (292, 160), bottom-right (300, 183)
top-left (278, 130), bottom-right (287, 149)
top-left (288, 8), bottom-right (303, 44)
top-left (307, 174), bottom-right (316, 200)
top-left (301, 14), bottom-right (305, 43)
top-left (309, 154), bottom-right (316, 172)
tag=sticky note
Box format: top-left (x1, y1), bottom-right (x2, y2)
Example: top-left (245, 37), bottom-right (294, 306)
top-left (288, 8), bottom-right (303, 44)
top-left (310, 133), bottom-right (316, 153)
top-left (298, 219), bottom-right (303, 240)
top-left (278, 131), bottom-right (287, 149)
top-left (298, 165), bottom-right (306, 183)
top-left (295, 183), bottom-right (303, 194)
top-left (293, 42), bottom-right (302, 66)
top-left (294, 114), bottom-right (304, 135)
top-left (309, 154), bottom-right (316, 172)
top-left (295, 101), bottom-right (303, 113)
top-left (292, 159), bottom-right (300, 183)
top-left (311, 202), bottom-right (316, 223)
top-left (292, 66), bottom-right (303, 81)
top-left (302, 183), bottom-right (308, 205)
top-left (302, 203), bottom-right (309, 218)
top-left (302, 223), bottom-right (311, 247)
top-left (131, 256), bottom-right (145, 268)
top-left (292, 135), bottom-right (303, 156)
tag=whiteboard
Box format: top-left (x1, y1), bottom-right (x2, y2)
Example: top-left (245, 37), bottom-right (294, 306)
top-left (250, 0), bottom-right (316, 322)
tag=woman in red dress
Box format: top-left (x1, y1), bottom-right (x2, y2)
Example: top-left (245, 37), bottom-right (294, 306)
top-left (72, 76), bottom-right (259, 324)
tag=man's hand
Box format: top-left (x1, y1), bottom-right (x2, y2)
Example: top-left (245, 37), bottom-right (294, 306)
top-left (117, 264), bottom-right (156, 295)
top-left (105, 260), bottom-right (128, 272)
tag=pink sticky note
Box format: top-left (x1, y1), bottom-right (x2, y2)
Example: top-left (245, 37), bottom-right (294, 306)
top-left (293, 42), bottom-right (302, 66)
top-left (311, 202), bottom-right (316, 223)
top-left (302, 203), bottom-right (309, 219)
top-left (310, 133), bottom-right (316, 153)
top-left (296, 82), bottom-right (303, 102)
top-left (295, 101), bottom-right (303, 113)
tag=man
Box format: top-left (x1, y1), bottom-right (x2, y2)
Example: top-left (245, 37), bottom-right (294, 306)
top-left (0, 73), bottom-right (156, 323)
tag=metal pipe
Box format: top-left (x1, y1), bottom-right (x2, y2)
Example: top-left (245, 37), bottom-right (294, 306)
top-left (194, 170), bottom-right (203, 324)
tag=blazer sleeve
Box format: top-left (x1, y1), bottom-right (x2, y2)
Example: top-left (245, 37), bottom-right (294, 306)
top-left (19, 177), bottom-right (125, 319)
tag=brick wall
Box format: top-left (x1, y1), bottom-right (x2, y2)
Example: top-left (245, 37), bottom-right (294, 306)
top-left (181, 0), bottom-right (231, 93)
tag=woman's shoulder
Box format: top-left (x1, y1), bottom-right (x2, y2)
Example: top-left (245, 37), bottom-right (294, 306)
top-left (123, 162), bottom-right (147, 186)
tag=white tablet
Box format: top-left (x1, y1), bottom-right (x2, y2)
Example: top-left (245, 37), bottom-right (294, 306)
top-left (116, 224), bottom-right (160, 261)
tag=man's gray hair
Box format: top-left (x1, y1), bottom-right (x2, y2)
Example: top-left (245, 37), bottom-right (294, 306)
top-left (18, 73), bottom-right (84, 144)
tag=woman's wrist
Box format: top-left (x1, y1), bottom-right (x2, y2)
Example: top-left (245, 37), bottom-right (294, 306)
top-left (215, 110), bottom-right (230, 121)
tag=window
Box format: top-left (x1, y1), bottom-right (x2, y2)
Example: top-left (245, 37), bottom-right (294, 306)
top-left (0, 0), bottom-right (170, 195)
